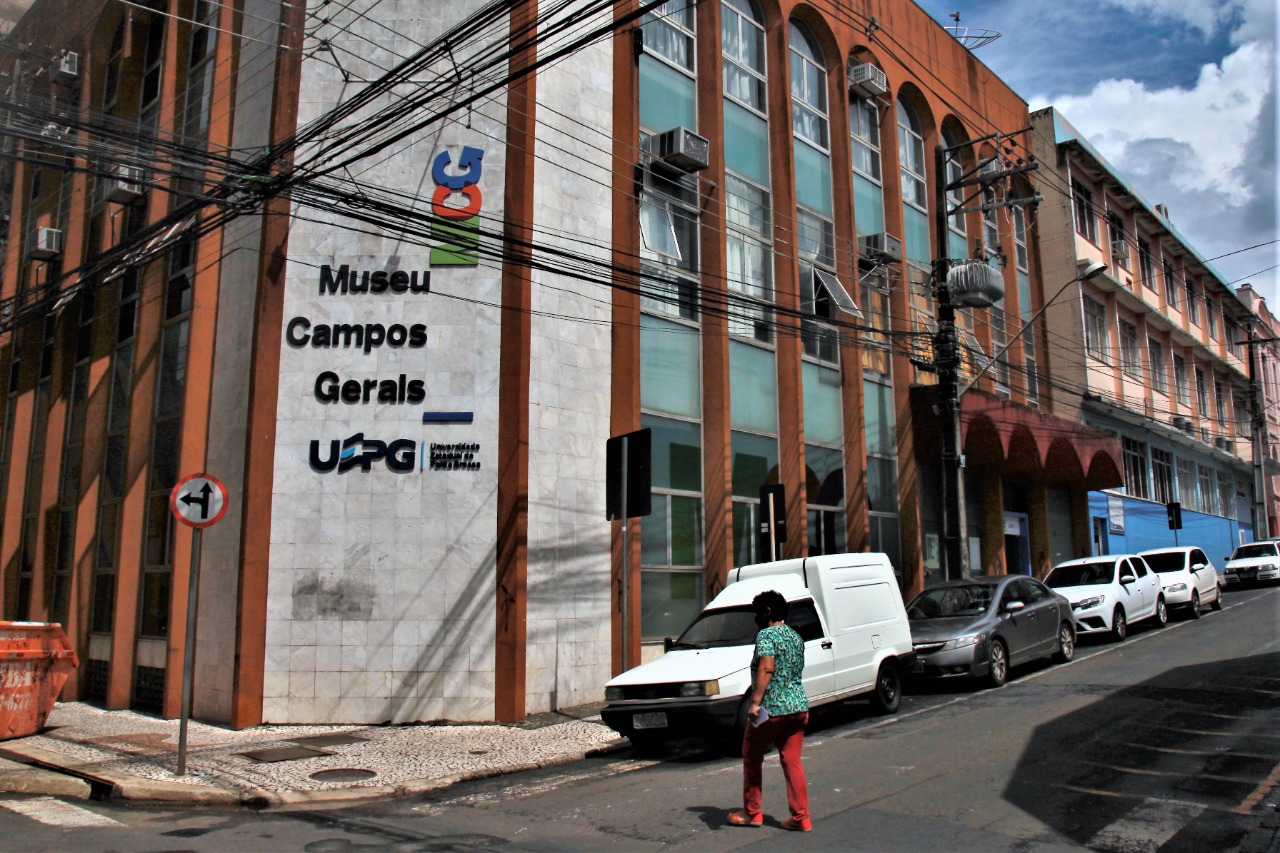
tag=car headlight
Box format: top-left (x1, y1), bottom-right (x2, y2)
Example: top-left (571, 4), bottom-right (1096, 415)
top-left (1073, 595), bottom-right (1105, 611)
top-left (679, 680), bottom-right (720, 697)
top-left (941, 633), bottom-right (983, 651)
top-left (605, 686), bottom-right (626, 701)
top-left (1167, 583), bottom-right (1187, 593)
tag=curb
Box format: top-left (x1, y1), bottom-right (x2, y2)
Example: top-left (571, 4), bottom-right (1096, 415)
top-left (0, 736), bottom-right (632, 808)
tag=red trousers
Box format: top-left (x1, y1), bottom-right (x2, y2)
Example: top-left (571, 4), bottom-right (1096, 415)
top-left (741, 710), bottom-right (809, 822)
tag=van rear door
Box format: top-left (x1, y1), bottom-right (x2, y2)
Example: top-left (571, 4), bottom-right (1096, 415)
top-left (827, 578), bottom-right (901, 692)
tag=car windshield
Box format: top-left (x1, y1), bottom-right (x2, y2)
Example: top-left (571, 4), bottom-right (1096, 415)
top-left (673, 606), bottom-right (758, 649)
top-left (1046, 561), bottom-right (1114, 588)
top-left (907, 584), bottom-right (995, 619)
top-left (1142, 552), bottom-right (1187, 573)
top-left (1231, 543), bottom-right (1278, 560)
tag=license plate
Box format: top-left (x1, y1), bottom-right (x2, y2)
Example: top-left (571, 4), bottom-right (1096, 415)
top-left (633, 712), bottom-right (668, 730)
top-left (1241, 569), bottom-right (1256, 578)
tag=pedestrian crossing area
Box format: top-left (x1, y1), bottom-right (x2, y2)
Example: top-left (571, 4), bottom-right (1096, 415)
top-left (0, 796), bottom-right (122, 828)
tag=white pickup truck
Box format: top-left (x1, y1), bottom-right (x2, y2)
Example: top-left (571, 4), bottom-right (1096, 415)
top-left (601, 553), bottom-right (916, 745)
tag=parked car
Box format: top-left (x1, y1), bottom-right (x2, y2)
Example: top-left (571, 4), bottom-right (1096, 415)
top-left (1139, 547), bottom-right (1223, 618)
top-left (600, 553), bottom-right (915, 747)
top-left (1043, 554), bottom-right (1167, 640)
top-left (1223, 540), bottom-right (1280, 587)
top-left (906, 575), bottom-right (1075, 689)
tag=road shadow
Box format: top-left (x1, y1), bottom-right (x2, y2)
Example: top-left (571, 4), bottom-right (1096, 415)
top-left (1002, 651), bottom-right (1280, 851)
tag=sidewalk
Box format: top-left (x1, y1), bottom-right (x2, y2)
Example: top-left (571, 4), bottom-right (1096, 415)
top-left (0, 701), bottom-right (627, 806)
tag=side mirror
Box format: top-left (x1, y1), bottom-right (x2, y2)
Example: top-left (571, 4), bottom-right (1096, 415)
top-left (1191, 563), bottom-right (1205, 572)
top-left (1119, 574), bottom-right (1136, 585)
top-left (1004, 600), bottom-right (1025, 613)
top-left (663, 637), bottom-right (674, 653)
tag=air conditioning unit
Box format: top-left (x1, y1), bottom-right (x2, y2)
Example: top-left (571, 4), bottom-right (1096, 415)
top-left (52, 51), bottom-right (79, 84)
top-left (1214, 436), bottom-right (1233, 452)
top-left (30, 227), bottom-right (62, 258)
top-left (858, 231), bottom-right (903, 263)
top-left (1111, 239), bottom-right (1129, 259)
top-left (979, 157), bottom-right (1001, 177)
top-left (653, 126), bottom-right (709, 173)
top-left (848, 63), bottom-right (888, 98)
top-left (105, 165), bottom-right (145, 203)
top-left (1172, 415), bottom-right (1192, 431)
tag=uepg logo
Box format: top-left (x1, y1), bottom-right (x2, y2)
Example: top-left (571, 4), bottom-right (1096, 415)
top-left (310, 433), bottom-right (416, 473)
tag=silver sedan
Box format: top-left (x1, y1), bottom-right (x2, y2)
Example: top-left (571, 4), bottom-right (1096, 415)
top-left (907, 575), bottom-right (1076, 688)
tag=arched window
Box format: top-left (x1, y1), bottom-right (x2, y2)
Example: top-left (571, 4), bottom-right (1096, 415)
top-left (897, 99), bottom-right (927, 211)
top-left (789, 22), bottom-right (828, 149)
top-left (850, 72), bottom-right (883, 238)
top-left (941, 126), bottom-right (967, 262)
top-left (722, 0), bottom-right (765, 112)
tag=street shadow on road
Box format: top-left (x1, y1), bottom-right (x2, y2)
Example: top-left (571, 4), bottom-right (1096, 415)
top-left (1002, 651), bottom-right (1280, 851)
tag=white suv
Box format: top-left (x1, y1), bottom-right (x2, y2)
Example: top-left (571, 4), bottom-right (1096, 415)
top-left (1044, 554), bottom-right (1167, 641)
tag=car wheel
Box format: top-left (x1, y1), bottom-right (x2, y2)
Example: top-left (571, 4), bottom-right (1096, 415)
top-left (870, 662), bottom-right (902, 714)
top-left (1188, 591), bottom-right (1201, 620)
top-left (986, 639), bottom-right (1009, 688)
top-left (1154, 596), bottom-right (1168, 627)
top-left (1054, 622), bottom-right (1075, 663)
top-left (1111, 607), bottom-right (1128, 641)
top-left (1210, 586), bottom-right (1224, 611)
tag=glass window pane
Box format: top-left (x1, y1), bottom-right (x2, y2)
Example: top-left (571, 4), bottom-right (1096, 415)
top-left (863, 380), bottom-right (895, 455)
top-left (641, 493), bottom-right (669, 564)
top-left (867, 457), bottom-right (899, 512)
top-left (794, 139), bottom-right (833, 215)
top-left (903, 206), bottom-right (931, 267)
top-left (803, 361), bottom-right (842, 445)
top-left (731, 430), bottom-right (778, 497)
top-left (730, 341), bottom-right (778, 432)
top-left (724, 102), bottom-right (770, 186)
top-left (670, 495), bottom-right (703, 565)
top-left (642, 413), bottom-right (702, 491)
top-left (853, 175), bottom-right (884, 237)
top-left (805, 444), bottom-right (843, 505)
top-left (641, 570), bottom-right (703, 638)
top-left (641, 314), bottom-right (701, 418)
top-left (639, 55), bottom-right (696, 133)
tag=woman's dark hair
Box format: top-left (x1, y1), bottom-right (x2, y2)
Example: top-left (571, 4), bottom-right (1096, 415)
top-left (752, 590), bottom-right (789, 621)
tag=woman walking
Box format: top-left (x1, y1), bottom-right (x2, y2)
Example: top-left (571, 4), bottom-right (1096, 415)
top-left (728, 589), bottom-right (811, 832)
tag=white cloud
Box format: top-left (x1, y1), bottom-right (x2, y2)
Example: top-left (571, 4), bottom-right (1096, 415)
top-left (1029, 41), bottom-right (1274, 204)
top-left (1103, 0), bottom-right (1275, 43)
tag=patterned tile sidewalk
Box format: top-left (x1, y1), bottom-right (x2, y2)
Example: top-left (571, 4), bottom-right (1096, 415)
top-left (0, 701), bottom-right (626, 806)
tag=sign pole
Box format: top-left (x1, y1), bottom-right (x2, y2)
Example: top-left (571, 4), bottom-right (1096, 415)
top-left (177, 527), bottom-right (202, 776)
top-left (168, 472), bottom-right (227, 777)
top-left (620, 435), bottom-right (629, 671)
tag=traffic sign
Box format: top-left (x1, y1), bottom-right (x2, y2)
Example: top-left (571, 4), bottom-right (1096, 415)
top-left (169, 473), bottom-right (228, 529)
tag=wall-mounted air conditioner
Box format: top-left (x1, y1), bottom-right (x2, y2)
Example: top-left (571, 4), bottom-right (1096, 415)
top-left (653, 126), bottom-right (709, 173)
top-left (979, 157), bottom-right (1001, 177)
top-left (1172, 415), bottom-right (1192, 431)
top-left (1214, 436), bottom-right (1233, 452)
top-left (1111, 239), bottom-right (1129, 259)
top-left (848, 63), bottom-right (888, 98)
top-left (858, 231), bottom-right (903, 263)
top-left (30, 227), bottom-right (62, 258)
top-left (105, 165), bottom-right (144, 203)
top-left (53, 51), bottom-right (79, 84)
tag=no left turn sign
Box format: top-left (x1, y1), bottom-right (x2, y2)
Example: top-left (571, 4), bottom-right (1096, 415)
top-left (170, 473), bottom-right (229, 529)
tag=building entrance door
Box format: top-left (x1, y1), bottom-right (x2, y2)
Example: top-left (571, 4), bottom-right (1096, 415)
top-left (1003, 512), bottom-right (1031, 574)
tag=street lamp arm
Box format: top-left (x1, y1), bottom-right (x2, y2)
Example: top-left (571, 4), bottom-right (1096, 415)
top-left (958, 261), bottom-right (1107, 397)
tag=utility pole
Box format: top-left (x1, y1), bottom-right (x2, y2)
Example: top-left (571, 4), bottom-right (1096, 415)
top-left (1247, 329), bottom-right (1272, 538)
top-left (932, 133), bottom-right (1036, 580)
top-left (932, 144), bottom-right (966, 580)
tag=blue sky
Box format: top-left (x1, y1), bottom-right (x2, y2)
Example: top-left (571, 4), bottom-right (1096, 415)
top-left (914, 0), bottom-right (1278, 307)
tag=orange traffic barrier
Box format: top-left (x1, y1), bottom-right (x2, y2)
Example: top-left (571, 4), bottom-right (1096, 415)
top-left (0, 622), bottom-right (78, 740)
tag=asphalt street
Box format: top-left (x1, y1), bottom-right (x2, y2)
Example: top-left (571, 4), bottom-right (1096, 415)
top-left (0, 585), bottom-right (1275, 852)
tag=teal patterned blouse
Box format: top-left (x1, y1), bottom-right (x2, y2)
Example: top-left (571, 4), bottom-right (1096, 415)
top-left (754, 624), bottom-right (808, 716)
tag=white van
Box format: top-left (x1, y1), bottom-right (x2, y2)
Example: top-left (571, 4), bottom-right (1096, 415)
top-left (601, 553), bottom-right (915, 745)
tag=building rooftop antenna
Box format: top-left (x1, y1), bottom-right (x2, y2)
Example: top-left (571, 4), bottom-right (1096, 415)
top-left (945, 11), bottom-right (1002, 50)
